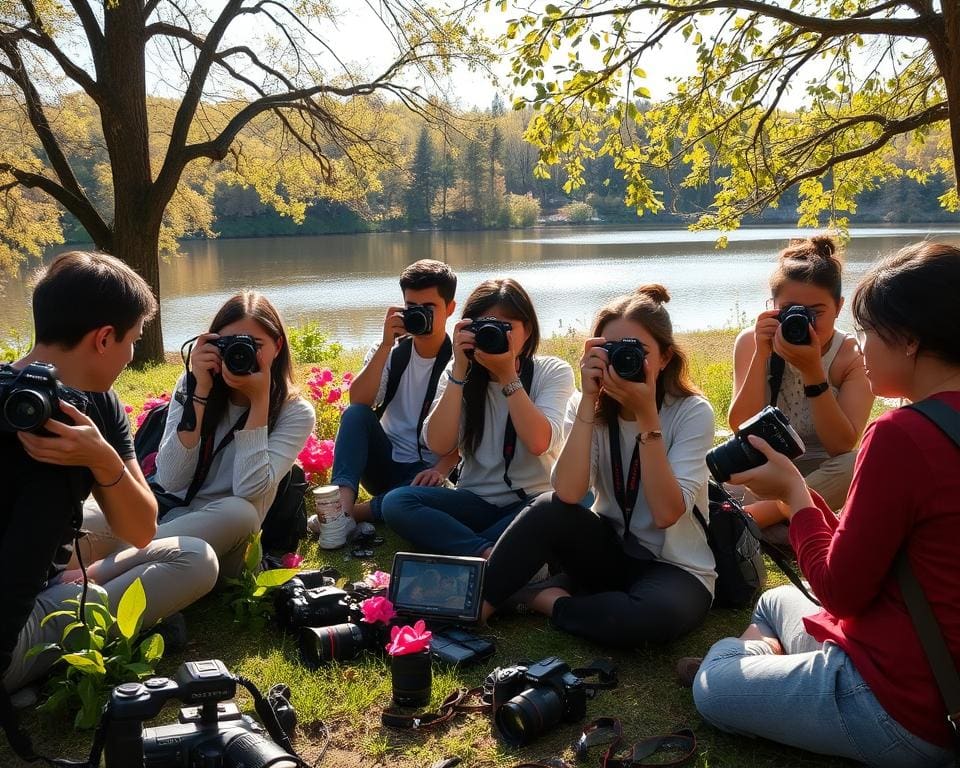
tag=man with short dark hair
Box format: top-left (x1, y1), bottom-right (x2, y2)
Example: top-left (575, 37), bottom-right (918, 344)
top-left (320, 259), bottom-right (459, 548)
top-left (0, 251), bottom-right (218, 699)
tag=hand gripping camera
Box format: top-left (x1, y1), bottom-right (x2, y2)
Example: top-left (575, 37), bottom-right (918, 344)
top-left (485, 657), bottom-right (592, 747)
top-left (212, 334), bottom-right (259, 375)
top-left (601, 338), bottom-right (646, 382)
top-left (103, 659), bottom-right (300, 768)
top-left (465, 317), bottom-right (513, 355)
top-left (777, 305), bottom-right (816, 346)
top-left (0, 362), bottom-right (89, 433)
top-left (706, 405), bottom-right (806, 483)
top-left (402, 305), bottom-right (434, 336)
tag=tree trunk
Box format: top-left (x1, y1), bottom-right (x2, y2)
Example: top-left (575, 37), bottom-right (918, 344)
top-left (942, 0), bottom-right (960, 190)
top-left (101, 0), bottom-right (165, 365)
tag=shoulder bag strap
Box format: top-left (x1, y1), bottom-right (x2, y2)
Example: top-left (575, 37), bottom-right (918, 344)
top-left (183, 409), bottom-right (249, 505)
top-left (376, 338), bottom-right (413, 419)
top-left (415, 335), bottom-right (453, 461)
top-left (502, 357), bottom-right (535, 500)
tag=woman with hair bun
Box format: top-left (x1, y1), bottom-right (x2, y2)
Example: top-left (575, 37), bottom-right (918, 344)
top-left (729, 234), bottom-right (874, 532)
top-left (479, 284), bottom-right (716, 647)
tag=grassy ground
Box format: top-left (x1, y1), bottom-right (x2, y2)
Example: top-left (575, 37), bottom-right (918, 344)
top-left (4, 329), bottom-right (859, 767)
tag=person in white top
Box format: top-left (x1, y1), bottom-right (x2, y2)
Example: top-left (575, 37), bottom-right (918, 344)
top-left (380, 278), bottom-right (575, 556)
top-left (481, 285), bottom-right (716, 647)
top-left (729, 235), bottom-right (874, 540)
top-left (322, 260), bottom-right (461, 548)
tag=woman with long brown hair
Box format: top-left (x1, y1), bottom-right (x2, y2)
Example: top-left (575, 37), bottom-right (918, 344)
top-left (152, 291), bottom-right (315, 576)
top-left (380, 278), bottom-right (575, 556)
top-left (480, 285), bottom-right (716, 646)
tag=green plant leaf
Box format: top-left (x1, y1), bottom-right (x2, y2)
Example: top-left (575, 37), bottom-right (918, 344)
top-left (243, 531), bottom-right (263, 574)
top-left (255, 568), bottom-right (300, 588)
top-left (75, 677), bottom-right (102, 730)
top-left (124, 662), bottom-right (155, 677)
top-left (139, 632), bottom-right (165, 664)
top-left (61, 620), bottom-right (88, 646)
top-left (39, 609), bottom-right (77, 628)
top-left (25, 642), bottom-right (60, 660)
top-left (63, 650), bottom-right (105, 676)
top-left (117, 577), bottom-right (146, 640)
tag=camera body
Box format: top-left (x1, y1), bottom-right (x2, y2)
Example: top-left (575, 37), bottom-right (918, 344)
top-left (487, 656), bottom-right (587, 746)
top-left (778, 304), bottom-right (816, 346)
top-left (212, 334), bottom-right (259, 375)
top-left (402, 305), bottom-right (434, 336)
top-left (601, 338), bottom-right (646, 382)
top-left (0, 362), bottom-right (89, 434)
top-left (103, 659), bottom-right (296, 768)
top-left (465, 317), bottom-right (513, 355)
top-left (275, 581), bottom-right (355, 630)
top-left (706, 405), bottom-right (806, 483)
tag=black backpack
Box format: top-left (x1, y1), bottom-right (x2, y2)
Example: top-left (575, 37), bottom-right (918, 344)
top-left (133, 401), bottom-right (308, 553)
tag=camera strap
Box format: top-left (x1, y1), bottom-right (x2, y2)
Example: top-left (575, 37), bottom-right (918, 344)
top-left (183, 410), bottom-right (248, 505)
top-left (573, 717), bottom-right (697, 767)
top-left (502, 357), bottom-right (536, 500)
top-left (768, 353), bottom-right (785, 408)
top-left (607, 418), bottom-right (641, 542)
top-left (381, 685), bottom-right (488, 730)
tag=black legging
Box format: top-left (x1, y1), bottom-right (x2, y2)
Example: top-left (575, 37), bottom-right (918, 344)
top-left (484, 492), bottom-right (712, 647)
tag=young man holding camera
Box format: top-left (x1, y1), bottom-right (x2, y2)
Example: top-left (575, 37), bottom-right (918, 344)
top-left (321, 259), bottom-right (459, 548)
top-left (0, 252), bottom-right (218, 700)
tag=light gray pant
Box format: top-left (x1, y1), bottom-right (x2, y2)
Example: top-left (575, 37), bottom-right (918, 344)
top-left (693, 585), bottom-right (953, 767)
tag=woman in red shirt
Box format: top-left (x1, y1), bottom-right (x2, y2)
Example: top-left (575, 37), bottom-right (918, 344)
top-left (691, 241), bottom-right (960, 767)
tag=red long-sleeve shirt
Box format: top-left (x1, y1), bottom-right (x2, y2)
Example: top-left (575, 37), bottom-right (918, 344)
top-left (790, 391), bottom-right (960, 747)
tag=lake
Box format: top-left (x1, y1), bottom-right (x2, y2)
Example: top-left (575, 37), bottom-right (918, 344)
top-left (4, 225), bottom-right (960, 350)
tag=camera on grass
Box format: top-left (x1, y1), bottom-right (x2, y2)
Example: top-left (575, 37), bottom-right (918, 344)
top-left (0, 362), bottom-right (89, 434)
top-left (706, 405), bottom-right (805, 484)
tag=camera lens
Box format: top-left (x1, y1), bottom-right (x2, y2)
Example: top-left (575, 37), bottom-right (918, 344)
top-left (494, 686), bottom-right (564, 747)
top-left (779, 308), bottom-right (811, 345)
top-left (610, 347), bottom-right (644, 382)
top-left (223, 339), bottom-right (257, 375)
top-left (705, 436), bottom-right (754, 484)
top-left (474, 324), bottom-right (509, 354)
top-left (403, 307), bottom-right (432, 336)
top-left (299, 624), bottom-right (367, 666)
top-left (222, 729), bottom-right (298, 768)
top-left (4, 389), bottom-right (51, 431)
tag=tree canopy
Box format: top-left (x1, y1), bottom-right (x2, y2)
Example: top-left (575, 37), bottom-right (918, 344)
top-left (505, 0), bottom-right (960, 239)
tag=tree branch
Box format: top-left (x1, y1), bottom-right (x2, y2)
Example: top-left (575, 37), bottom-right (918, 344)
top-left (16, 0), bottom-right (100, 99)
top-left (65, 0), bottom-right (104, 65)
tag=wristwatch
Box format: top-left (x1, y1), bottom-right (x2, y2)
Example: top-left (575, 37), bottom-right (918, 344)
top-left (637, 430), bottom-right (663, 445)
top-left (804, 381), bottom-right (830, 398)
top-left (501, 378), bottom-right (524, 397)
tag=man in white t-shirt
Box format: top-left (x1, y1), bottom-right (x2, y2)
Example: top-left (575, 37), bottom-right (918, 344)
top-left (320, 260), bottom-right (460, 548)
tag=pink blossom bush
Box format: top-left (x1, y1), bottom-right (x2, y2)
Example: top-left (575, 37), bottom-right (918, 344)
top-left (134, 393), bottom-right (172, 429)
top-left (296, 434), bottom-right (335, 484)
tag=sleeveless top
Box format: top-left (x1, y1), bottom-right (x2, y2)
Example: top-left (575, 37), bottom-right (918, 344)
top-left (765, 330), bottom-right (851, 463)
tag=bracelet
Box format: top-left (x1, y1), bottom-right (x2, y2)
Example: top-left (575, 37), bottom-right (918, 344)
top-left (96, 464), bottom-right (127, 488)
top-left (447, 370), bottom-right (467, 386)
top-left (192, 393), bottom-right (209, 404)
top-left (576, 412), bottom-right (595, 425)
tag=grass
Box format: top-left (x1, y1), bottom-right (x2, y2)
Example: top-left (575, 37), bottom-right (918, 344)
top-left (3, 329), bottom-right (859, 768)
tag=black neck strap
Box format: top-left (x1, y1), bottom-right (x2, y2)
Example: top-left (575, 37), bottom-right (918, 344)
top-left (502, 357), bottom-right (535, 500)
top-left (608, 417), bottom-right (641, 541)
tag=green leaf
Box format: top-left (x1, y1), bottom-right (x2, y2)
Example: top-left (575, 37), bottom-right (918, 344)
top-left (124, 662), bottom-right (154, 677)
top-left (40, 609), bottom-right (77, 628)
top-left (243, 532), bottom-right (263, 575)
top-left (117, 577), bottom-right (146, 640)
top-left (25, 642), bottom-right (60, 660)
top-left (255, 568), bottom-right (300, 589)
top-left (63, 650), bottom-right (105, 676)
top-left (75, 677), bottom-right (102, 730)
top-left (139, 633), bottom-right (165, 664)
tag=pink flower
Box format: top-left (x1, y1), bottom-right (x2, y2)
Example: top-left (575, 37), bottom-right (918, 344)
top-left (124, 404), bottom-right (134, 414)
top-left (325, 387), bottom-right (342, 405)
top-left (317, 368), bottom-right (334, 386)
top-left (135, 393), bottom-right (172, 429)
top-left (385, 620), bottom-right (432, 657)
top-left (342, 372), bottom-right (354, 388)
top-left (363, 570), bottom-right (391, 589)
top-left (296, 435), bottom-right (335, 482)
top-left (281, 553), bottom-right (304, 568)
top-left (361, 596), bottom-right (397, 625)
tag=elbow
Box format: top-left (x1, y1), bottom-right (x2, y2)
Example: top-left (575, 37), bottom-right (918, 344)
top-left (129, 519), bottom-right (157, 549)
top-left (555, 487), bottom-right (586, 506)
top-left (530, 440), bottom-right (551, 457)
top-left (654, 505), bottom-right (686, 530)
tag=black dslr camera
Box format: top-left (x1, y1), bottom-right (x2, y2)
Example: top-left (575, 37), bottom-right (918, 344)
top-left (465, 317), bottom-right (513, 355)
top-left (275, 571), bottom-right (354, 629)
top-left (486, 657), bottom-right (587, 747)
top-left (402, 305), bottom-right (433, 336)
top-left (706, 405), bottom-right (805, 483)
top-left (778, 304), bottom-right (816, 345)
top-left (212, 334), bottom-right (259, 375)
top-left (103, 659), bottom-right (298, 768)
top-left (0, 362), bottom-right (89, 433)
top-left (601, 338), bottom-right (646, 382)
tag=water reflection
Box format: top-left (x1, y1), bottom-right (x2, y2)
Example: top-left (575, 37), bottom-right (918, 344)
top-left (3, 226), bottom-right (959, 350)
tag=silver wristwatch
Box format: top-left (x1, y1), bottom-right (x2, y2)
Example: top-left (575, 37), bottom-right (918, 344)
top-left (501, 378), bottom-right (524, 397)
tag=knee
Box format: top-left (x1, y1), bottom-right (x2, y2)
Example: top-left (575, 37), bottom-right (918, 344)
top-left (337, 404), bottom-right (377, 432)
top-left (216, 497), bottom-right (260, 537)
top-left (691, 639), bottom-right (746, 728)
top-left (379, 487), bottom-right (419, 528)
top-left (176, 537), bottom-right (220, 596)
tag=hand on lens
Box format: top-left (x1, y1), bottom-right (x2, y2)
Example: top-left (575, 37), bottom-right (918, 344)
top-left (382, 306), bottom-right (407, 346)
top-left (410, 468), bottom-right (446, 487)
top-left (190, 332), bottom-right (222, 394)
top-left (754, 310), bottom-right (782, 356)
top-left (18, 400), bottom-right (112, 469)
top-left (452, 318), bottom-right (476, 377)
top-left (601, 357), bottom-right (658, 423)
top-left (773, 322), bottom-right (825, 381)
top-left (728, 435), bottom-right (811, 510)
top-left (221, 350), bottom-right (271, 402)
top-left (474, 332), bottom-right (518, 385)
top-left (580, 338), bottom-right (607, 397)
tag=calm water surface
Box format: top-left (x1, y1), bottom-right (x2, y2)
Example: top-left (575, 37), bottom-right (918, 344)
top-left (4, 226), bottom-right (960, 350)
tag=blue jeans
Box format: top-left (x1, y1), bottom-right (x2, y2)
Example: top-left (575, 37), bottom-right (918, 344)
top-left (694, 585), bottom-right (953, 767)
top-left (331, 404), bottom-right (429, 521)
top-left (380, 486), bottom-right (531, 556)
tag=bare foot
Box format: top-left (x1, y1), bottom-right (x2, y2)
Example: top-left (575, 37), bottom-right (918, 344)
top-left (337, 487), bottom-right (356, 520)
top-left (740, 623), bottom-right (784, 654)
top-left (352, 500), bottom-right (373, 522)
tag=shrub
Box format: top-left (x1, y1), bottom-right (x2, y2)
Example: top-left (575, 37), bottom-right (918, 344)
top-left (560, 201), bottom-right (596, 224)
top-left (506, 193), bottom-right (541, 228)
top-left (288, 322), bottom-right (344, 365)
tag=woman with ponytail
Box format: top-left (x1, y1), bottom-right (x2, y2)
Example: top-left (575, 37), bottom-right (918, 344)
top-left (380, 278), bottom-right (574, 556)
top-left (480, 285), bottom-right (716, 647)
top-left (729, 235), bottom-right (874, 532)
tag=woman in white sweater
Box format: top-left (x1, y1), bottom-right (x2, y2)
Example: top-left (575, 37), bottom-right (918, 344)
top-left (481, 285), bottom-right (716, 646)
top-left (153, 291), bottom-right (315, 577)
top-left (380, 278), bottom-right (574, 556)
